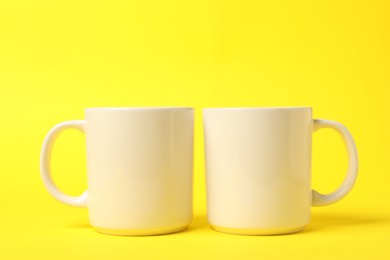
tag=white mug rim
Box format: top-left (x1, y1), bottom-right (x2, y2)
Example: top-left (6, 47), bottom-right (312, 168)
top-left (86, 107), bottom-right (193, 111)
top-left (203, 106), bottom-right (312, 111)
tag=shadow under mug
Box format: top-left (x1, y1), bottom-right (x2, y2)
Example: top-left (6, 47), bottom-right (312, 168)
top-left (203, 107), bottom-right (358, 235)
top-left (40, 107), bottom-right (194, 236)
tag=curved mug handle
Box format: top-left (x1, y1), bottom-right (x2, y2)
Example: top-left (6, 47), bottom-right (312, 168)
top-left (312, 119), bottom-right (358, 206)
top-left (40, 120), bottom-right (87, 207)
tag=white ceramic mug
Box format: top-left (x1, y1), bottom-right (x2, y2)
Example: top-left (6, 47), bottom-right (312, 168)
top-left (203, 107), bottom-right (358, 235)
top-left (40, 107), bottom-right (194, 235)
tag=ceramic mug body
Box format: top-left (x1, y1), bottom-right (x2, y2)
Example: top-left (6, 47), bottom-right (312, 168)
top-left (41, 107), bottom-right (194, 235)
top-left (203, 107), bottom-right (358, 235)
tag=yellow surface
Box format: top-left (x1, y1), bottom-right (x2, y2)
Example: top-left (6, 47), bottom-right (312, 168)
top-left (0, 0), bottom-right (389, 259)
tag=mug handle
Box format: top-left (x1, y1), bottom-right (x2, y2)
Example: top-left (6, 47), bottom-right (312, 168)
top-left (40, 120), bottom-right (88, 207)
top-left (312, 119), bottom-right (358, 206)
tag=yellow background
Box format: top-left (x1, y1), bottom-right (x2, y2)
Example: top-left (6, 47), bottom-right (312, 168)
top-left (0, 0), bottom-right (389, 259)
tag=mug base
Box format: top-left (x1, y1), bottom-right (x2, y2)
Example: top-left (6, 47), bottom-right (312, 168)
top-left (93, 225), bottom-right (188, 236)
top-left (210, 224), bottom-right (306, 236)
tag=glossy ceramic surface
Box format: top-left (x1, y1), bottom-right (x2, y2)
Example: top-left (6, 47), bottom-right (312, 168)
top-left (203, 107), bottom-right (358, 235)
top-left (41, 107), bottom-right (194, 235)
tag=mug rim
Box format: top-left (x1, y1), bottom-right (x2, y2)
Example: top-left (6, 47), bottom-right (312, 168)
top-left (86, 107), bottom-right (194, 111)
top-left (203, 106), bottom-right (312, 111)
